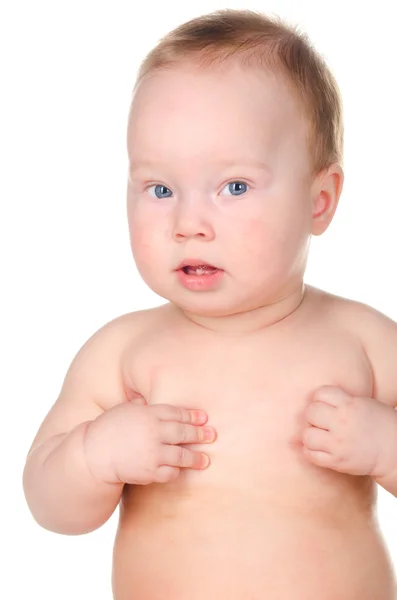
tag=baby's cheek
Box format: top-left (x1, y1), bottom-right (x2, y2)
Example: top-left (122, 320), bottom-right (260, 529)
top-left (128, 222), bottom-right (153, 264)
top-left (240, 218), bottom-right (277, 261)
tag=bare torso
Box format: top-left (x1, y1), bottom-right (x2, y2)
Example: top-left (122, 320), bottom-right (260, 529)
top-left (111, 286), bottom-right (396, 599)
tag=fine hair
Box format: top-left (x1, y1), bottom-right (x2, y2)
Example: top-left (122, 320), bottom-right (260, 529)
top-left (131, 8), bottom-right (344, 178)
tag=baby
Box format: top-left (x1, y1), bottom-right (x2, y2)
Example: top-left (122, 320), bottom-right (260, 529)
top-left (23, 8), bottom-right (397, 599)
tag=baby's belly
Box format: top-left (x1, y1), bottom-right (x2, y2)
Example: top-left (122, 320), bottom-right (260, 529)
top-left (112, 482), bottom-right (395, 600)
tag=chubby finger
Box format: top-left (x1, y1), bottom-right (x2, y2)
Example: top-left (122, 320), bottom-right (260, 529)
top-left (159, 421), bottom-right (216, 444)
top-left (306, 401), bottom-right (335, 430)
top-left (160, 444), bottom-right (210, 469)
top-left (313, 386), bottom-right (351, 407)
top-left (302, 426), bottom-right (332, 451)
top-left (151, 403), bottom-right (208, 425)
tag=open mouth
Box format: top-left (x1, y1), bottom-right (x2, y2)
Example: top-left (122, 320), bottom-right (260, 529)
top-left (181, 265), bottom-right (219, 276)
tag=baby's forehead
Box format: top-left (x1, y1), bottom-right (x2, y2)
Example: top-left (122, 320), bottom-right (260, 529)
top-left (131, 67), bottom-right (301, 139)
top-left (131, 64), bottom-right (299, 123)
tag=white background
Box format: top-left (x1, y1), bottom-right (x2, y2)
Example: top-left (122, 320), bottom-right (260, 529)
top-left (2, 0), bottom-right (397, 598)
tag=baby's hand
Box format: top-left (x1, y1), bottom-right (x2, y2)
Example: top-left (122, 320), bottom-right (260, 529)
top-left (83, 403), bottom-right (217, 485)
top-left (301, 385), bottom-right (397, 477)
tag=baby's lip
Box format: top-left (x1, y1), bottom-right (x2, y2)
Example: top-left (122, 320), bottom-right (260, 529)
top-left (175, 258), bottom-right (221, 271)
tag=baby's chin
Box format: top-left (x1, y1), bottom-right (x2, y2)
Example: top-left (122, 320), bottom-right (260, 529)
top-left (155, 288), bottom-right (244, 319)
top-left (164, 294), bottom-right (237, 318)
top-left (166, 292), bottom-right (267, 320)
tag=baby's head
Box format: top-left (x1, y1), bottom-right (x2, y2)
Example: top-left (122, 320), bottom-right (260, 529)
top-left (126, 9), bottom-right (344, 320)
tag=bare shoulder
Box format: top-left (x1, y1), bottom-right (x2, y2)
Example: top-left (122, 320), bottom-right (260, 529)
top-left (26, 305), bottom-right (168, 455)
top-left (311, 286), bottom-right (397, 406)
top-left (78, 305), bottom-right (170, 407)
top-left (315, 286), bottom-right (397, 338)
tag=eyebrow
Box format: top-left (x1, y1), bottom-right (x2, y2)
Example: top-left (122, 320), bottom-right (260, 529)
top-left (129, 159), bottom-right (272, 173)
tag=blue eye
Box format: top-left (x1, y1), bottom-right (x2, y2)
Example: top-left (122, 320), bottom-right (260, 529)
top-left (147, 181), bottom-right (249, 199)
top-left (149, 184), bottom-right (172, 199)
top-left (224, 181), bottom-right (248, 196)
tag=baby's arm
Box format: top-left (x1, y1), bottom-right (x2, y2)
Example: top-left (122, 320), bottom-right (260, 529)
top-left (356, 303), bottom-right (397, 409)
top-left (355, 302), bottom-right (397, 492)
top-left (23, 313), bottom-right (135, 535)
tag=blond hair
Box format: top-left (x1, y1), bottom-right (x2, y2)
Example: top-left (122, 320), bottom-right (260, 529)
top-left (131, 8), bottom-right (344, 178)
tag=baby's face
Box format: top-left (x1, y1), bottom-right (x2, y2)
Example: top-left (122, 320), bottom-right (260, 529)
top-left (127, 62), bottom-right (317, 315)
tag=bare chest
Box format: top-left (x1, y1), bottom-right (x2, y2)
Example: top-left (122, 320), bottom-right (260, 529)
top-left (123, 324), bottom-right (374, 511)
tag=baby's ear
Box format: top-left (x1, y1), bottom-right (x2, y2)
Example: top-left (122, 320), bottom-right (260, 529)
top-left (310, 164), bottom-right (344, 236)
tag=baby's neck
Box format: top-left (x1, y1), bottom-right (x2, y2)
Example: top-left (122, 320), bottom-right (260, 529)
top-left (173, 282), bottom-right (307, 336)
